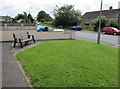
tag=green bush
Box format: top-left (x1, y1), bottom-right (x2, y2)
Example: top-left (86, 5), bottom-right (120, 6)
top-left (83, 26), bottom-right (94, 31)
top-left (44, 21), bottom-right (53, 25)
top-left (106, 19), bottom-right (119, 28)
top-left (93, 16), bottom-right (119, 29)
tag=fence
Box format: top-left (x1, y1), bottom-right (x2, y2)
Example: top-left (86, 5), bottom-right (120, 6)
top-left (0, 23), bottom-right (36, 30)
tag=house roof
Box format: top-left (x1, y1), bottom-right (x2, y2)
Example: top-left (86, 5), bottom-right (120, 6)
top-left (83, 9), bottom-right (119, 19)
top-left (0, 16), bottom-right (11, 19)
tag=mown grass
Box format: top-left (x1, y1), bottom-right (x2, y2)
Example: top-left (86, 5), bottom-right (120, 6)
top-left (16, 40), bottom-right (118, 87)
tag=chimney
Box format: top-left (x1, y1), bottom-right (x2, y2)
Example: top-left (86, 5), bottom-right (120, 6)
top-left (109, 6), bottom-right (113, 10)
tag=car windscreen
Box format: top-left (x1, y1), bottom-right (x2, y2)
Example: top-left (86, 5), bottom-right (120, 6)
top-left (113, 28), bottom-right (119, 31)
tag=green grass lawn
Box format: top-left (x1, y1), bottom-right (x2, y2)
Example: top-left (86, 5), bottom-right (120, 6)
top-left (16, 40), bottom-right (118, 87)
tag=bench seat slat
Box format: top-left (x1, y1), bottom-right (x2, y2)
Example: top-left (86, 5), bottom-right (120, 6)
top-left (21, 38), bottom-right (33, 42)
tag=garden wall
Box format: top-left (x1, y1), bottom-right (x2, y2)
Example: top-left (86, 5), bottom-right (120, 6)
top-left (1, 23), bottom-right (36, 30)
top-left (0, 30), bottom-right (75, 42)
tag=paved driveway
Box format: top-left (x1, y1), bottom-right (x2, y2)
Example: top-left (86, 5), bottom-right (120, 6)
top-left (76, 30), bottom-right (119, 48)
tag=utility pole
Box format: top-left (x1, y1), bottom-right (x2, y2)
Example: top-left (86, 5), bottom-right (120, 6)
top-left (118, 1), bottom-right (120, 25)
top-left (97, 0), bottom-right (103, 44)
top-left (29, 7), bottom-right (32, 14)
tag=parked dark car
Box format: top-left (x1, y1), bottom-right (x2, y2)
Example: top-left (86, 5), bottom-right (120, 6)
top-left (102, 27), bottom-right (120, 35)
top-left (71, 26), bottom-right (82, 31)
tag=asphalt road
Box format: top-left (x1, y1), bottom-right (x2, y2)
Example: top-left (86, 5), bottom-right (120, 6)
top-left (75, 30), bottom-right (120, 48)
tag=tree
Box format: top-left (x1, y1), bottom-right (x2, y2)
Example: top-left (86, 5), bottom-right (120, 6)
top-left (106, 19), bottom-right (119, 28)
top-left (14, 12), bottom-right (34, 23)
top-left (93, 16), bottom-right (108, 28)
top-left (46, 14), bottom-right (53, 21)
top-left (11, 18), bottom-right (16, 23)
top-left (14, 14), bottom-right (25, 22)
top-left (93, 16), bottom-right (119, 29)
top-left (23, 12), bottom-right (29, 22)
top-left (37, 11), bottom-right (52, 23)
top-left (53, 5), bottom-right (81, 28)
top-left (28, 13), bottom-right (34, 23)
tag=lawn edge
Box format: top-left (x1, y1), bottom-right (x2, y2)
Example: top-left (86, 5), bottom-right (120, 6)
top-left (13, 54), bottom-right (34, 88)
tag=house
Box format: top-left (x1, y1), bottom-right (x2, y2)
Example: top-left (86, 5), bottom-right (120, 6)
top-left (82, 7), bottom-right (119, 27)
top-left (0, 16), bottom-right (12, 22)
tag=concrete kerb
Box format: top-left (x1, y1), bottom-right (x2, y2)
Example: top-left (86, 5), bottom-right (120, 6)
top-left (13, 54), bottom-right (33, 88)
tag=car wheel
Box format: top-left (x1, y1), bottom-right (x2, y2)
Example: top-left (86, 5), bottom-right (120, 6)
top-left (102, 32), bottom-right (106, 34)
top-left (113, 32), bottom-right (117, 35)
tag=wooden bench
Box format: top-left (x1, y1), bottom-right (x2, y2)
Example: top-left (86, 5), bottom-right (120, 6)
top-left (13, 32), bottom-right (35, 48)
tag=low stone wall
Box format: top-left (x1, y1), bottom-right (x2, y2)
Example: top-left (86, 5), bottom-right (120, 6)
top-left (0, 30), bottom-right (75, 42)
top-left (0, 23), bottom-right (36, 30)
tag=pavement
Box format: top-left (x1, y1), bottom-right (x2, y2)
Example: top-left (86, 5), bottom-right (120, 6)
top-left (1, 40), bottom-right (47, 88)
top-left (2, 42), bottom-right (33, 88)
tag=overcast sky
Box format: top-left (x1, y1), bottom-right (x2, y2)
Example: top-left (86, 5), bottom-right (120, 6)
top-left (0, 0), bottom-right (119, 18)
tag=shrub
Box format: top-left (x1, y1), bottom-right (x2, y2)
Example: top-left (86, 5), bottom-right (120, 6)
top-left (106, 19), bottom-right (119, 28)
top-left (83, 26), bottom-right (94, 31)
top-left (44, 21), bottom-right (53, 25)
top-left (93, 16), bottom-right (119, 29)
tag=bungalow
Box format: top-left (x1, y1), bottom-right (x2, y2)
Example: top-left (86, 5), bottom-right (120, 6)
top-left (0, 16), bottom-right (12, 22)
top-left (82, 7), bottom-right (120, 27)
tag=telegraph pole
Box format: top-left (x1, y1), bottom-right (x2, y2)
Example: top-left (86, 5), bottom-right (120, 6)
top-left (97, 0), bottom-right (103, 44)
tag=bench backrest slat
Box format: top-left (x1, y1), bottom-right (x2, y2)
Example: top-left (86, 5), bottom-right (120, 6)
top-left (13, 32), bottom-right (28, 40)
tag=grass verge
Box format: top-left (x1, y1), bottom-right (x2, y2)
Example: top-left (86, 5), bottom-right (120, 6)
top-left (16, 40), bottom-right (118, 87)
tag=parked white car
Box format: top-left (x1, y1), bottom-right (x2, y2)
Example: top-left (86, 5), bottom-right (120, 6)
top-left (54, 29), bottom-right (64, 32)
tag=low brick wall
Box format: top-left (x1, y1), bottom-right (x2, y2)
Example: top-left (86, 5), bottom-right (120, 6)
top-left (1, 23), bottom-right (36, 30)
top-left (0, 30), bottom-right (75, 42)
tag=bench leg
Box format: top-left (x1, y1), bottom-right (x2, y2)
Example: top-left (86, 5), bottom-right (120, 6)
top-left (32, 35), bottom-right (35, 43)
top-left (13, 39), bottom-right (17, 48)
top-left (19, 39), bottom-right (23, 48)
top-left (25, 41), bottom-right (27, 45)
top-left (13, 42), bottom-right (16, 48)
top-left (20, 42), bottom-right (23, 48)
